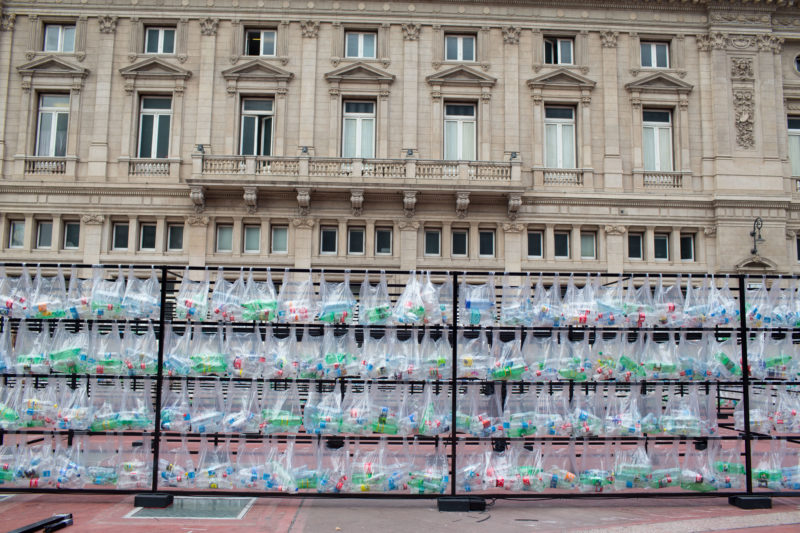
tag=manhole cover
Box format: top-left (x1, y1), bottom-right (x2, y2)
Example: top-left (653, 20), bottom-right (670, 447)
top-left (126, 497), bottom-right (255, 519)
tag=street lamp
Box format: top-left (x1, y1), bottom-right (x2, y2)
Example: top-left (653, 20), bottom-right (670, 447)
top-left (750, 217), bottom-right (765, 255)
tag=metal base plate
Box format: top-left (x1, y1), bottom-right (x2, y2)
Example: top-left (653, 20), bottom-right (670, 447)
top-left (133, 493), bottom-right (174, 508)
top-left (728, 496), bottom-right (772, 509)
top-left (437, 496), bottom-right (487, 512)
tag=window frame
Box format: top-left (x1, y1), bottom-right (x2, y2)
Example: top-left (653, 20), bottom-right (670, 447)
top-left (424, 229), bottom-right (441, 257)
top-left (36, 94), bottom-right (70, 158)
top-left (144, 26), bottom-right (176, 55)
top-left (8, 220), bottom-right (24, 249)
top-left (580, 232), bottom-right (596, 260)
top-left (544, 37), bottom-right (574, 66)
top-left (544, 106), bottom-right (576, 169)
top-left (797, 236), bottom-right (800, 263)
top-left (36, 220), bottom-right (53, 249)
top-left (137, 96), bottom-right (173, 159)
top-left (554, 231), bottom-right (570, 259)
top-left (452, 229), bottom-right (469, 257)
top-left (245, 29), bottom-right (277, 57)
top-left (139, 223), bottom-right (157, 251)
top-left (640, 41), bottom-right (669, 69)
top-left (239, 98), bottom-right (274, 157)
top-left (680, 233), bottom-right (695, 262)
top-left (167, 223), bottom-right (184, 251)
top-left (341, 100), bottom-right (376, 159)
top-left (43, 24), bottom-right (76, 53)
top-left (444, 34), bottom-right (476, 62)
top-left (527, 230), bottom-right (543, 259)
top-left (215, 224), bottom-right (233, 253)
top-left (478, 229), bottom-right (495, 258)
top-left (654, 233), bottom-right (669, 261)
top-left (271, 225), bottom-right (288, 254)
top-left (628, 232), bottom-right (643, 261)
top-left (789, 117), bottom-right (800, 177)
top-left (375, 227), bottom-right (393, 255)
top-left (243, 224), bottom-right (261, 254)
top-left (344, 31), bottom-right (377, 59)
top-left (111, 222), bottom-right (130, 251)
top-left (320, 226), bottom-right (338, 255)
top-left (348, 226), bottom-right (365, 255)
top-left (63, 221), bottom-right (80, 250)
top-left (444, 103), bottom-right (477, 161)
top-left (642, 109), bottom-right (673, 172)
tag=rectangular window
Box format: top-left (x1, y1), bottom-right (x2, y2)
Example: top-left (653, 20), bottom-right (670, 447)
top-left (36, 94), bottom-right (70, 157)
top-left (320, 227), bottom-right (338, 254)
top-left (167, 224), bottom-right (183, 251)
top-left (112, 223), bottom-right (129, 250)
top-left (138, 97), bottom-right (172, 159)
top-left (8, 221), bottom-right (24, 249)
top-left (544, 107), bottom-right (576, 169)
top-left (789, 117), bottom-right (800, 177)
top-left (424, 230), bottom-right (441, 256)
top-left (445, 35), bottom-right (475, 61)
top-left (36, 221), bottom-right (53, 249)
top-left (376, 228), bottom-right (392, 255)
top-left (348, 227), bottom-right (365, 255)
top-left (444, 104), bottom-right (476, 160)
top-left (544, 38), bottom-right (573, 65)
top-left (342, 101), bottom-right (375, 158)
top-left (240, 99), bottom-right (274, 156)
top-left (245, 29), bottom-right (277, 56)
top-left (654, 233), bottom-right (669, 260)
top-left (244, 225), bottom-right (261, 253)
top-left (797, 236), bottom-right (800, 262)
top-left (43, 24), bottom-right (75, 53)
top-left (271, 226), bottom-right (288, 254)
top-left (628, 233), bottom-right (643, 260)
top-left (527, 231), bottom-right (543, 258)
top-left (642, 109), bottom-right (673, 172)
top-left (580, 232), bottom-right (596, 259)
top-left (216, 225), bottom-right (233, 253)
top-left (680, 234), bottom-right (695, 262)
top-left (641, 42), bottom-right (669, 68)
top-left (144, 27), bottom-right (176, 54)
top-left (63, 222), bottom-right (80, 249)
top-left (554, 232), bottom-right (570, 258)
top-left (479, 230), bottom-right (495, 257)
top-left (139, 223), bottom-right (156, 251)
top-left (345, 31), bottom-right (377, 59)
top-left (452, 229), bottom-right (468, 256)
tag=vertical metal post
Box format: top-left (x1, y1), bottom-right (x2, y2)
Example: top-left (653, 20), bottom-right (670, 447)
top-left (150, 265), bottom-right (169, 492)
top-left (450, 272), bottom-right (458, 496)
top-left (736, 274), bottom-right (753, 494)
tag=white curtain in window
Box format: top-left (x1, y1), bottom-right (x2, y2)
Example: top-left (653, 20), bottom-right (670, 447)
top-left (643, 126), bottom-right (656, 170)
top-left (360, 118), bottom-right (374, 158)
top-left (561, 123), bottom-right (575, 168)
top-left (790, 133), bottom-right (800, 177)
top-left (461, 121), bottom-right (475, 160)
top-left (643, 125), bottom-right (672, 171)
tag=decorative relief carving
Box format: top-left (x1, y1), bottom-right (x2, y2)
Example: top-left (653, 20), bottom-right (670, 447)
top-left (403, 190), bottom-right (417, 218)
top-left (186, 215), bottom-right (209, 227)
top-left (787, 229), bottom-right (797, 239)
top-left (455, 192), bottom-right (470, 219)
top-left (630, 95), bottom-right (641, 108)
top-left (756, 34), bottom-right (783, 54)
top-left (328, 88), bottom-right (340, 97)
top-left (480, 91), bottom-right (491, 102)
top-left (704, 226), bottom-right (717, 237)
top-left (0, 12), bottom-right (16, 31)
top-left (296, 187), bottom-right (311, 216)
top-left (98, 15), bottom-right (117, 33)
top-left (350, 189), bottom-right (364, 217)
top-left (502, 222), bottom-right (524, 233)
top-left (243, 186), bottom-right (257, 214)
top-left (733, 89), bottom-right (755, 149)
top-left (679, 95), bottom-right (689, 110)
top-left (730, 57), bottom-right (754, 81)
top-left (502, 26), bottom-right (520, 45)
top-left (600, 31), bottom-right (618, 48)
top-left (190, 186), bottom-right (205, 213)
top-left (729, 35), bottom-right (755, 50)
top-left (397, 220), bottom-right (420, 230)
top-left (604, 225), bottom-right (626, 236)
top-left (300, 20), bottom-right (319, 38)
top-left (710, 12), bottom-right (770, 25)
top-left (81, 214), bottom-right (104, 225)
top-left (379, 90), bottom-right (390, 100)
top-left (507, 194), bottom-right (522, 220)
top-left (402, 23), bottom-right (420, 41)
top-left (696, 33), bottom-right (713, 52)
top-left (710, 32), bottom-right (729, 50)
top-left (292, 218), bottom-right (315, 229)
top-left (200, 18), bottom-right (219, 36)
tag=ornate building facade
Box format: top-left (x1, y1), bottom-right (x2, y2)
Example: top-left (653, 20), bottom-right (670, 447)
top-left (1, 0), bottom-right (800, 274)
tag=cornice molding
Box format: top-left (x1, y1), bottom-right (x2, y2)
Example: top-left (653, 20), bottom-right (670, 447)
top-left (0, 185), bottom-right (187, 197)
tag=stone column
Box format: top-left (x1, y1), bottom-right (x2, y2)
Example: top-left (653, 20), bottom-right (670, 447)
top-left (544, 224), bottom-right (555, 261)
top-left (503, 26), bottom-right (520, 156)
top-left (338, 219), bottom-right (347, 256)
top-left (469, 222), bottom-right (479, 259)
top-left (298, 21), bottom-right (319, 153)
top-left (645, 226), bottom-right (655, 263)
top-left (600, 31), bottom-right (622, 190)
top-left (398, 220), bottom-right (419, 270)
top-left (88, 16), bottom-right (118, 179)
top-left (670, 229), bottom-right (680, 264)
top-left (0, 14), bottom-right (17, 173)
top-left (196, 18), bottom-right (218, 150)
top-left (186, 215), bottom-right (210, 267)
top-left (503, 223), bottom-right (523, 272)
top-left (604, 225), bottom-right (625, 274)
top-left (292, 218), bottom-right (314, 268)
top-left (80, 215), bottom-right (105, 264)
top-left (571, 225), bottom-right (581, 261)
top-left (402, 23), bottom-right (420, 154)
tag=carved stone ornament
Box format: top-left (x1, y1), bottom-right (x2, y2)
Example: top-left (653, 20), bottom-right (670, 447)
top-left (200, 18), bottom-right (219, 36)
top-left (502, 222), bottom-right (524, 233)
top-left (696, 34), bottom-right (713, 52)
top-left (292, 218), bottom-right (315, 229)
top-left (787, 229), bottom-right (797, 239)
top-left (704, 226), bottom-right (717, 237)
top-left (403, 190), bottom-right (417, 218)
top-left (300, 20), bottom-right (320, 38)
top-left (730, 57), bottom-right (754, 81)
top-left (402, 23), bottom-right (420, 41)
top-left (502, 26), bottom-right (520, 45)
top-left (710, 32), bottom-right (729, 50)
top-left (455, 192), bottom-right (470, 219)
top-left (350, 189), bottom-right (364, 217)
top-left (243, 186), bottom-right (257, 214)
top-left (756, 34), bottom-right (783, 54)
top-left (733, 89), bottom-right (755, 149)
top-left (80, 214), bottom-right (104, 225)
top-left (296, 187), bottom-right (311, 216)
top-left (186, 215), bottom-right (209, 227)
top-left (98, 15), bottom-right (117, 34)
top-left (604, 225), bottom-right (626, 236)
top-left (0, 12), bottom-right (16, 31)
top-left (190, 186), bottom-right (206, 213)
top-left (600, 31), bottom-right (618, 48)
top-left (397, 220), bottom-right (420, 230)
top-left (507, 194), bottom-right (522, 220)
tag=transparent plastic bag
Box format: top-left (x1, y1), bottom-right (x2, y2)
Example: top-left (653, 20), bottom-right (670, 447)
top-left (158, 437), bottom-right (196, 488)
top-left (114, 379), bottom-right (153, 430)
top-left (90, 266), bottom-right (125, 319)
top-left (556, 336), bottom-right (588, 382)
top-left (321, 326), bottom-right (358, 378)
top-left (489, 330), bottom-right (526, 381)
top-left (48, 321), bottom-right (88, 374)
top-left (590, 332), bottom-right (620, 381)
top-left (457, 328), bottom-right (490, 379)
top-left (394, 328), bottom-right (422, 381)
top-left (66, 267), bottom-right (93, 320)
top-left (709, 275), bottom-right (740, 327)
top-left (677, 332), bottom-right (708, 381)
top-left (268, 325), bottom-right (296, 379)
top-left (295, 326), bottom-right (323, 379)
top-left (85, 437), bottom-right (119, 488)
top-left (189, 323), bottom-right (226, 375)
top-left (160, 379), bottom-right (191, 433)
top-left (14, 320), bottom-right (49, 374)
top-left (459, 273), bottom-right (496, 326)
top-left (19, 378), bottom-right (58, 428)
top-left (746, 332), bottom-right (768, 381)
top-left (56, 379), bottom-right (90, 430)
top-left (175, 268), bottom-right (210, 320)
top-left (772, 388), bottom-right (800, 434)
top-left (421, 271), bottom-right (452, 326)
top-left (263, 438), bottom-right (296, 492)
top-left (392, 272), bottom-right (426, 325)
top-left (502, 385), bottom-right (537, 438)
top-left (604, 386), bottom-right (642, 437)
top-left (710, 440), bottom-right (745, 490)
top-left (195, 437), bottom-right (234, 489)
top-left (708, 334), bottom-right (741, 380)
top-left (118, 438), bottom-right (152, 490)
top-left (29, 265), bottom-right (68, 319)
top-left (407, 440), bottom-right (449, 494)
top-left (241, 268), bottom-right (278, 322)
top-left (562, 274), bottom-right (596, 326)
top-left (680, 447), bottom-right (717, 492)
top-left (752, 440), bottom-right (784, 490)
top-left (0, 383), bottom-right (21, 429)
top-left (684, 275), bottom-right (712, 328)
top-left (638, 384), bottom-right (663, 435)
top-left (578, 440), bottom-right (614, 493)
top-left (661, 386), bottom-right (704, 437)
top-left (304, 382), bottom-right (343, 435)
top-left (121, 267), bottom-right (160, 320)
top-left (613, 446), bottom-right (652, 491)
top-left (641, 332), bottom-right (678, 380)
top-left (523, 331), bottom-right (558, 382)
top-left (417, 384), bottom-right (451, 437)
top-left (318, 271), bottom-right (356, 325)
top-left (532, 274), bottom-right (562, 327)
top-left (763, 333), bottom-right (793, 381)
top-left (341, 383), bottom-right (371, 435)
top-left (653, 274), bottom-right (684, 327)
top-left (123, 321), bottom-right (157, 375)
top-left (163, 324), bottom-right (192, 376)
top-left (226, 323), bottom-right (265, 378)
top-left (542, 440), bottom-right (578, 490)
top-left (456, 442), bottom-right (485, 493)
top-left (500, 272), bottom-right (532, 326)
top-left (733, 385), bottom-right (772, 434)
top-left (368, 384), bottom-right (406, 436)
top-left (17, 438), bottom-right (56, 489)
top-left (316, 439), bottom-right (349, 493)
top-left (54, 437), bottom-right (85, 489)
top-left (209, 267), bottom-right (245, 322)
top-left (421, 328), bottom-right (451, 381)
top-left (223, 381), bottom-right (259, 433)
top-left (261, 381), bottom-right (304, 435)
top-left (277, 269), bottom-right (316, 323)
top-left (649, 442), bottom-right (681, 489)
top-left (455, 384), bottom-right (501, 438)
top-left (570, 387), bottom-right (604, 437)
top-left (235, 439), bottom-right (265, 489)
top-left (358, 271), bottom-right (392, 326)
top-left (89, 322), bottom-right (125, 375)
top-left (0, 265), bottom-right (32, 319)
top-left (190, 378), bottom-right (225, 434)
top-left (533, 388), bottom-right (570, 436)
top-left (595, 276), bottom-right (624, 327)
top-left (746, 276), bottom-right (771, 328)
top-left (0, 319), bottom-right (12, 373)
top-left (381, 437), bottom-right (412, 491)
top-left (615, 333), bottom-right (645, 382)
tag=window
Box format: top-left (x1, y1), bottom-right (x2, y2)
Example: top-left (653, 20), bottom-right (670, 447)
top-left (789, 117), bottom-right (800, 177)
top-left (271, 226), bottom-right (288, 254)
top-left (139, 223), bottom-right (156, 251)
top-left (580, 232), bottom-right (596, 259)
top-left (452, 229), bottom-right (468, 256)
top-left (680, 234), bottom-right (695, 262)
top-left (348, 227), bottom-right (365, 255)
top-left (642, 110), bottom-right (672, 172)
top-left (167, 224), bottom-right (183, 251)
top-left (245, 29), bottom-right (277, 56)
top-left (8, 221), bottom-right (24, 249)
top-left (345, 32), bottom-right (376, 59)
top-left (320, 227), bottom-right (338, 254)
top-left (554, 232), bottom-right (570, 258)
top-left (112, 223), bottom-right (129, 250)
top-left (63, 222), bottom-right (80, 249)
top-left (36, 95), bottom-right (69, 157)
top-left (797, 236), bottom-right (800, 262)
top-left (445, 35), bottom-right (475, 61)
top-left (544, 38), bottom-right (573, 65)
top-left (244, 225), bottom-right (261, 253)
top-left (527, 231), bottom-right (543, 258)
top-left (628, 233), bottom-right (643, 260)
top-left (240, 99), bottom-right (273, 156)
top-left (479, 230), bottom-right (495, 257)
top-left (654, 233), bottom-right (669, 260)
top-left (36, 221), bottom-right (53, 249)
top-left (376, 228), bottom-right (392, 255)
top-left (144, 27), bottom-right (176, 54)
top-left (641, 42), bottom-right (669, 69)
top-left (138, 97), bottom-right (172, 159)
top-left (796, 55), bottom-right (800, 74)
top-left (342, 101), bottom-right (375, 158)
top-left (424, 230), bottom-right (441, 256)
top-left (544, 107), bottom-right (575, 169)
top-left (444, 104), bottom-right (476, 160)
top-left (216, 225), bottom-right (233, 253)
top-left (43, 24), bottom-right (75, 53)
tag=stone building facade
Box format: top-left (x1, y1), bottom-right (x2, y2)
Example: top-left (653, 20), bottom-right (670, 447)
top-left (1, 0), bottom-right (800, 275)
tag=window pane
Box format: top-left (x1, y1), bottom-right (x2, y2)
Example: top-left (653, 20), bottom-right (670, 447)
top-left (462, 37), bottom-right (474, 61)
top-left (561, 124), bottom-right (575, 168)
top-left (680, 235), bottom-right (694, 261)
top-left (113, 224), bottom-right (129, 249)
top-left (658, 126), bottom-right (672, 171)
top-left (142, 97), bottom-right (172, 110)
top-left (544, 40), bottom-right (554, 64)
top-left (425, 230), bottom-right (440, 255)
top-left (363, 33), bottom-right (376, 57)
top-left (528, 232), bottom-right (542, 257)
top-left (560, 40), bottom-right (572, 64)
top-left (217, 226), bottom-right (233, 252)
top-left (64, 222), bottom-right (80, 249)
top-left (346, 33), bottom-right (360, 57)
top-left (260, 116), bottom-right (273, 156)
top-left (146, 29), bottom-right (160, 53)
top-left (655, 43), bottom-right (668, 67)
top-left (790, 134), bottom-right (800, 176)
top-left (345, 102), bottom-right (375, 114)
top-left (479, 231), bottom-right (494, 256)
top-left (162, 29), bottom-right (175, 54)
top-left (581, 233), bottom-right (595, 258)
top-left (461, 121), bottom-right (475, 160)
top-left (445, 36), bottom-right (458, 60)
top-left (445, 105), bottom-right (474, 117)
top-left (272, 227), bottom-right (288, 253)
top-left (54, 113), bottom-right (68, 157)
top-left (376, 229), bottom-right (392, 254)
top-left (321, 228), bottom-right (337, 253)
top-left (348, 228), bottom-right (364, 254)
top-left (642, 126), bottom-right (655, 171)
top-left (156, 115), bottom-right (170, 158)
top-left (452, 231), bottom-right (467, 255)
top-left (246, 31), bottom-right (260, 55)
top-left (640, 43), bottom-right (652, 67)
top-left (554, 233), bottom-right (569, 257)
top-left (243, 99), bottom-right (273, 112)
top-left (10, 222), bottom-right (24, 248)
top-left (790, 118), bottom-right (800, 130)
top-left (262, 31), bottom-right (276, 55)
top-left (643, 110), bottom-right (670, 123)
top-left (44, 26), bottom-right (60, 51)
top-left (139, 114), bottom-right (154, 158)
top-left (140, 224), bottom-right (156, 250)
top-left (244, 226), bottom-right (260, 252)
top-left (444, 120), bottom-right (458, 160)
top-left (545, 107), bottom-right (573, 120)
top-left (545, 123), bottom-right (558, 168)
top-left (37, 112), bottom-right (53, 156)
top-left (343, 118), bottom-right (357, 158)
top-left (62, 26), bottom-right (75, 52)
top-left (628, 234), bottom-right (642, 259)
top-left (241, 115), bottom-right (255, 156)
top-left (654, 235), bottom-right (669, 260)
top-left (37, 222), bottom-right (52, 248)
top-left (361, 118), bottom-right (375, 158)
top-left (168, 225), bottom-right (183, 250)
top-left (42, 95), bottom-right (70, 108)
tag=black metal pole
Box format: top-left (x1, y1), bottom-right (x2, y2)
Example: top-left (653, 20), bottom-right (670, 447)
top-left (450, 272), bottom-right (458, 496)
top-left (736, 274), bottom-right (753, 494)
top-left (150, 265), bottom-right (169, 492)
